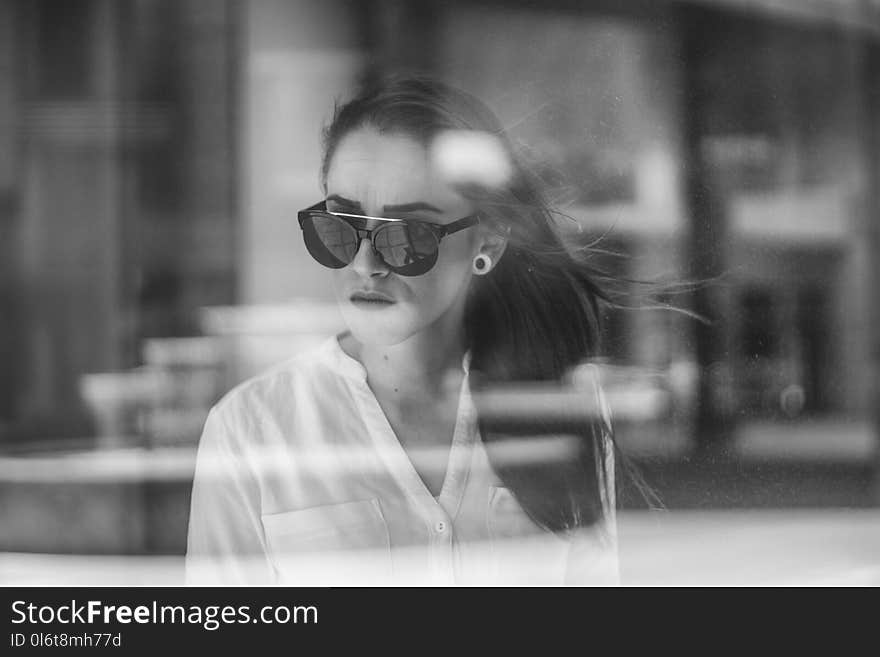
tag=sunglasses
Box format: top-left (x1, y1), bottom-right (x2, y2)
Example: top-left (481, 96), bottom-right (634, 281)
top-left (297, 201), bottom-right (481, 276)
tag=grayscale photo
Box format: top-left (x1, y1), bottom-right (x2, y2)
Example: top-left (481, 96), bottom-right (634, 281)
top-left (1, 0), bottom-right (879, 588)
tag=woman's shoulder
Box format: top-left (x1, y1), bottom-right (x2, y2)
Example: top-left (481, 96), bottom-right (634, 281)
top-left (210, 335), bottom-right (352, 423)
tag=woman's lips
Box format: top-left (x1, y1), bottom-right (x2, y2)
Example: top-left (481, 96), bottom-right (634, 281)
top-left (349, 292), bottom-right (396, 306)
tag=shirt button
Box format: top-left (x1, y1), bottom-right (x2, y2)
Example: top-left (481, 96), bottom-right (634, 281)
top-left (434, 520), bottom-right (447, 534)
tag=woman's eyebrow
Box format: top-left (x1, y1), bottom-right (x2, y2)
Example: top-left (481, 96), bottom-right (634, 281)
top-left (326, 195), bottom-right (443, 214)
top-left (382, 201), bottom-right (442, 213)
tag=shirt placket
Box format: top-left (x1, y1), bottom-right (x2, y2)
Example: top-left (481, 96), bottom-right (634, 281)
top-left (431, 372), bottom-right (477, 584)
top-left (349, 353), bottom-right (476, 586)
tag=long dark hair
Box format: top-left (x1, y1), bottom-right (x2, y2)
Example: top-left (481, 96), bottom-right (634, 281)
top-left (321, 74), bottom-right (645, 533)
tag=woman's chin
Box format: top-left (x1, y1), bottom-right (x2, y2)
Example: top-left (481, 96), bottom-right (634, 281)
top-left (341, 307), bottom-right (417, 347)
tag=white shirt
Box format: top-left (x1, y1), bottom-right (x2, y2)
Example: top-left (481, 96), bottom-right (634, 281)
top-left (185, 333), bottom-right (618, 586)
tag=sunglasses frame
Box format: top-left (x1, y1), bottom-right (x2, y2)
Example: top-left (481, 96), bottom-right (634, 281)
top-left (297, 200), bottom-right (481, 276)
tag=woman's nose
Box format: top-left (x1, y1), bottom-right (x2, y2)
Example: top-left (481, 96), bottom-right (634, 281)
top-left (349, 237), bottom-right (388, 277)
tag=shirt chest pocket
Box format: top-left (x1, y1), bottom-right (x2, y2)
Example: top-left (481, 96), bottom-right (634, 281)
top-left (261, 498), bottom-right (392, 584)
top-left (487, 486), bottom-right (546, 540)
top-left (486, 486), bottom-right (570, 584)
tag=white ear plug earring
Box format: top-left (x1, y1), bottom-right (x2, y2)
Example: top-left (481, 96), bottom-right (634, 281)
top-left (472, 254), bottom-right (492, 274)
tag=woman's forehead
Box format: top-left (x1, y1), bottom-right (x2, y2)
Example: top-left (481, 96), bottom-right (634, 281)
top-left (326, 128), bottom-right (468, 216)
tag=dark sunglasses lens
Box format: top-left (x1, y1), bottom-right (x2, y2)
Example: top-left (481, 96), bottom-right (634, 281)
top-left (302, 212), bottom-right (358, 268)
top-left (374, 222), bottom-right (439, 275)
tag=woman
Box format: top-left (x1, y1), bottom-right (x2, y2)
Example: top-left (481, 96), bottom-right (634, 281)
top-left (185, 76), bottom-right (619, 586)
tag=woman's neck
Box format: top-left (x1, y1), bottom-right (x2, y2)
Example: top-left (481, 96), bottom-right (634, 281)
top-left (342, 314), bottom-right (467, 401)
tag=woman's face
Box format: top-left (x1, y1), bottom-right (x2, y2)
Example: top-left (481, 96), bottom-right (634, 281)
top-left (324, 126), bottom-right (482, 347)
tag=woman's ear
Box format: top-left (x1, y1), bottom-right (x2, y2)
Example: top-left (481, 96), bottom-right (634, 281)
top-left (477, 224), bottom-right (510, 269)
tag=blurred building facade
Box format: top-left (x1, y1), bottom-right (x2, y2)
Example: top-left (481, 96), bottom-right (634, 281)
top-left (0, 0), bottom-right (878, 455)
top-left (0, 0), bottom-right (238, 443)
